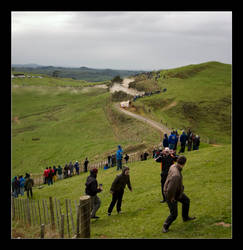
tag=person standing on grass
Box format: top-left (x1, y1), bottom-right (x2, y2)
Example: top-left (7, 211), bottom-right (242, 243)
top-left (193, 135), bottom-right (200, 150)
top-left (47, 167), bottom-right (54, 185)
top-left (168, 131), bottom-right (177, 150)
top-left (85, 168), bottom-right (103, 219)
top-left (163, 133), bottom-right (169, 148)
top-left (24, 173), bottom-right (34, 199)
top-left (187, 128), bottom-right (193, 151)
top-left (179, 130), bottom-right (188, 154)
top-left (19, 175), bottom-right (25, 196)
top-left (124, 154), bottom-right (129, 164)
top-left (43, 167), bottom-right (49, 184)
top-left (11, 176), bottom-right (19, 198)
top-left (116, 145), bottom-right (123, 170)
top-left (108, 166), bottom-right (132, 216)
top-left (162, 155), bottom-right (196, 233)
top-left (74, 161), bottom-right (80, 175)
top-left (64, 163), bottom-right (68, 178)
top-left (84, 157), bottom-right (89, 173)
top-left (57, 165), bottom-right (63, 180)
top-left (155, 147), bottom-right (175, 203)
top-left (53, 166), bottom-right (57, 182)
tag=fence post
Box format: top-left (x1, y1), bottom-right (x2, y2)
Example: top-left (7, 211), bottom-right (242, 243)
top-left (76, 202), bottom-right (81, 238)
top-left (65, 199), bottom-right (70, 238)
top-left (80, 195), bottom-right (91, 238)
top-left (12, 197), bottom-right (15, 220)
top-left (40, 224), bottom-right (45, 239)
top-left (69, 199), bottom-right (75, 236)
top-left (49, 197), bottom-right (55, 230)
top-left (26, 199), bottom-right (31, 225)
top-left (55, 198), bottom-right (60, 233)
top-left (60, 214), bottom-right (64, 238)
top-left (37, 200), bottom-right (42, 225)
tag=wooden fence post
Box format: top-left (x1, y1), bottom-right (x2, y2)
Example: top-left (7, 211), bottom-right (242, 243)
top-left (60, 214), bottom-right (64, 238)
top-left (40, 224), bottom-right (45, 239)
top-left (37, 200), bottom-right (42, 225)
top-left (42, 200), bottom-right (46, 225)
top-left (26, 199), bottom-right (31, 225)
top-left (65, 199), bottom-right (70, 238)
top-left (69, 199), bottom-right (75, 236)
top-left (49, 197), bottom-right (55, 230)
top-left (55, 198), bottom-right (60, 233)
top-left (76, 202), bottom-right (81, 238)
top-left (80, 195), bottom-right (91, 238)
top-left (11, 197), bottom-right (15, 220)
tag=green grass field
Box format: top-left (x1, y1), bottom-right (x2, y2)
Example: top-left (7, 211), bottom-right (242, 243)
top-left (11, 77), bottom-right (161, 177)
top-left (11, 61), bottom-right (232, 238)
top-left (17, 143), bottom-right (231, 238)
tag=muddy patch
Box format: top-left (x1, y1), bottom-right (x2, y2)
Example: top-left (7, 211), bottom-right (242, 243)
top-left (214, 222), bottom-right (231, 227)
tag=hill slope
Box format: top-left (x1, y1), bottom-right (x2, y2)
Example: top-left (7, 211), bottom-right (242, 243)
top-left (128, 61), bottom-right (232, 144)
top-left (21, 143), bottom-right (231, 238)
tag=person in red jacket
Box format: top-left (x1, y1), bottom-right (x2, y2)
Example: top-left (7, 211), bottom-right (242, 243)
top-left (43, 167), bottom-right (49, 184)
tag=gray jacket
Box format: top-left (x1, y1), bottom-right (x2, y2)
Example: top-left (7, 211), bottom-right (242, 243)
top-left (163, 163), bottom-right (184, 201)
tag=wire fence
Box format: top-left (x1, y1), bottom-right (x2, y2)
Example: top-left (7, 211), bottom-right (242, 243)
top-left (11, 195), bottom-right (91, 239)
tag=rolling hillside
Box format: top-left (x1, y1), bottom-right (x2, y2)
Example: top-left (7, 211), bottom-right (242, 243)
top-left (128, 61), bottom-right (232, 144)
top-left (11, 61), bottom-right (232, 238)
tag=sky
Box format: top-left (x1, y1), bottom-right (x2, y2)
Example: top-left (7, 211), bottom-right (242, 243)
top-left (11, 11), bottom-right (232, 71)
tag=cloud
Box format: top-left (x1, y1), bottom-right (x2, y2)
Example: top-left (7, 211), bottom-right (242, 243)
top-left (11, 11), bottom-right (232, 70)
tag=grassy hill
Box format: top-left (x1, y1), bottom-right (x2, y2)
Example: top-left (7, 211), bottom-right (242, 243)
top-left (15, 143), bottom-right (232, 238)
top-left (11, 76), bottom-right (161, 177)
top-left (11, 61), bottom-right (232, 238)
top-left (129, 61), bottom-right (232, 144)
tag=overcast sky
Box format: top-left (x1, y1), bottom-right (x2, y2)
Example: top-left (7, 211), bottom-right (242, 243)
top-left (11, 11), bottom-right (232, 71)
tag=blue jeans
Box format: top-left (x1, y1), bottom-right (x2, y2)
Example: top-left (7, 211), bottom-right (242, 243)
top-left (169, 144), bottom-right (175, 150)
top-left (47, 178), bottom-right (53, 185)
top-left (19, 187), bottom-right (25, 196)
top-left (117, 159), bottom-right (122, 170)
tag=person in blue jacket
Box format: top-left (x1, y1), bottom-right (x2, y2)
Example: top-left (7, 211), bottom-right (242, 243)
top-left (116, 145), bottom-right (123, 170)
top-left (19, 175), bottom-right (25, 196)
top-left (179, 130), bottom-right (188, 153)
top-left (168, 132), bottom-right (177, 150)
top-left (163, 133), bottom-right (169, 148)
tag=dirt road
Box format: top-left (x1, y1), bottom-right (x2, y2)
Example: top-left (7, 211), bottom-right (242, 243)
top-left (113, 103), bottom-right (171, 135)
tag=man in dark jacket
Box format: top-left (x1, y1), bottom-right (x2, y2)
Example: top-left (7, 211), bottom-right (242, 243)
top-left (84, 158), bottom-right (89, 173)
top-left (155, 147), bottom-right (176, 203)
top-left (108, 166), bottom-right (132, 215)
top-left (162, 155), bottom-right (195, 233)
top-left (24, 173), bottom-right (34, 199)
top-left (179, 130), bottom-right (188, 153)
top-left (85, 168), bottom-right (102, 219)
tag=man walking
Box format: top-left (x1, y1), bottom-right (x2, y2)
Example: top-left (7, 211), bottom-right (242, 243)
top-left (162, 155), bottom-right (195, 233)
top-left (108, 166), bottom-right (132, 216)
top-left (85, 168), bottom-right (102, 219)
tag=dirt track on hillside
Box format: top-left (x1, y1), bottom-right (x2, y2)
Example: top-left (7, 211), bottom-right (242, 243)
top-left (113, 103), bottom-right (171, 135)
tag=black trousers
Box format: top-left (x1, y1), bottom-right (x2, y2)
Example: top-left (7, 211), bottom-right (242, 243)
top-left (164, 193), bottom-right (190, 229)
top-left (179, 143), bottom-right (186, 153)
top-left (27, 188), bottom-right (33, 198)
top-left (108, 190), bottom-right (124, 213)
top-left (161, 173), bottom-right (167, 201)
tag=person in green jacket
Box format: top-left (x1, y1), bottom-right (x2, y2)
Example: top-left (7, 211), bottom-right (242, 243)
top-left (107, 166), bottom-right (132, 216)
top-left (24, 173), bottom-right (34, 199)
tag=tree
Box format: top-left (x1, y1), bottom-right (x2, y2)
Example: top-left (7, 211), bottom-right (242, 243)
top-left (52, 70), bottom-right (60, 78)
top-left (111, 75), bottom-right (123, 83)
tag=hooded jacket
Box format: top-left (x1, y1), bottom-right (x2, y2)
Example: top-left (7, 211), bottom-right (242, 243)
top-left (168, 133), bottom-right (177, 145)
top-left (116, 145), bottom-right (123, 160)
top-left (85, 171), bottom-right (101, 196)
top-left (110, 167), bottom-right (132, 193)
top-left (163, 163), bottom-right (184, 201)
